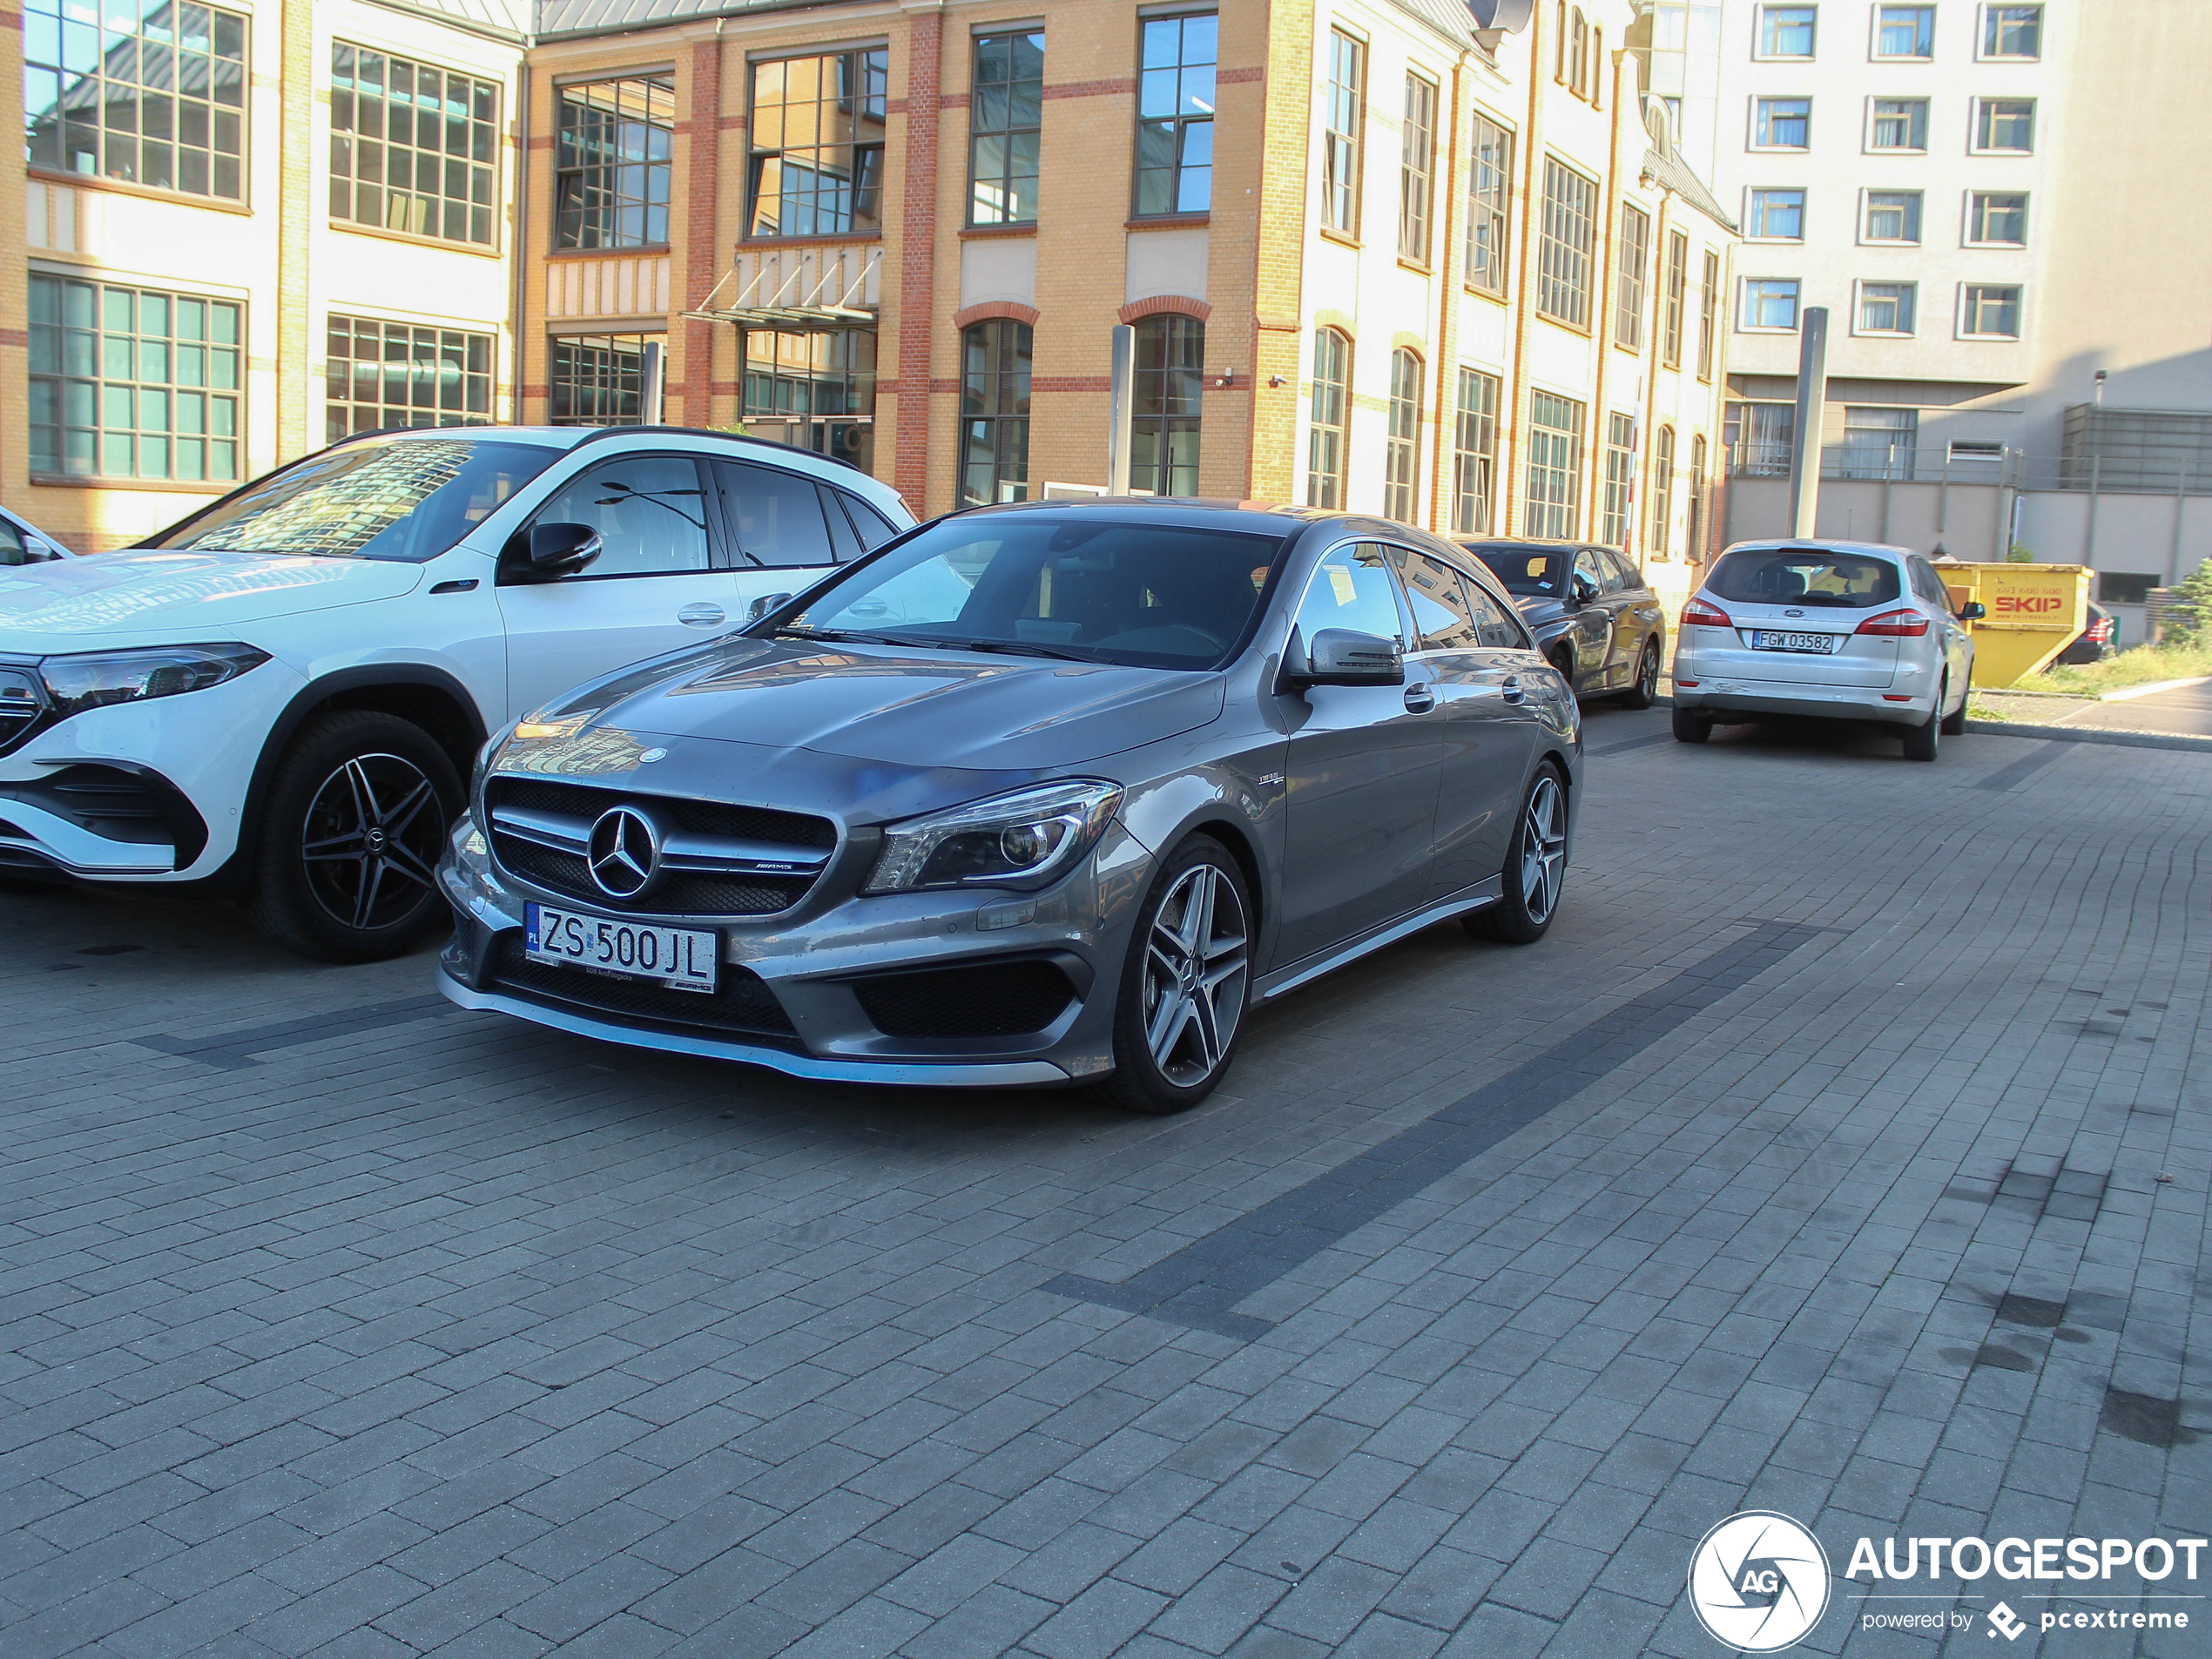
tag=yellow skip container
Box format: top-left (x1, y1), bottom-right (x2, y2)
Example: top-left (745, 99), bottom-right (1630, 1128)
top-left (1934, 563), bottom-right (2091, 687)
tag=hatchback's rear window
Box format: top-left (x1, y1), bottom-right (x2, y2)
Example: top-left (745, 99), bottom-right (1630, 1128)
top-left (1708, 549), bottom-right (1902, 608)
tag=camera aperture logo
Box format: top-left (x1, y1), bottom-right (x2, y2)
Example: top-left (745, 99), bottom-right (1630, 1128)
top-left (1689, 1511), bottom-right (1832, 1651)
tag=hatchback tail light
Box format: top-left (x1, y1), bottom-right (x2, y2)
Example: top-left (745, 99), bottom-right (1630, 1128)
top-left (1855, 608), bottom-right (1930, 637)
top-left (1680, 597), bottom-right (1733, 629)
top-left (2089, 617), bottom-right (2114, 643)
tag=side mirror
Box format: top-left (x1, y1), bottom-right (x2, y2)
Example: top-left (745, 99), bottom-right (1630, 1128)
top-left (1959, 600), bottom-right (1986, 621)
top-left (1287, 627), bottom-right (1405, 689)
top-left (500, 522), bottom-right (602, 584)
top-left (746, 590), bottom-right (797, 624)
top-left (1570, 574), bottom-right (1600, 607)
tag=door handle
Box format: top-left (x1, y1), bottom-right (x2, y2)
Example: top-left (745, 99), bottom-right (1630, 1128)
top-left (1501, 677), bottom-right (1525, 704)
top-left (678, 602), bottom-right (726, 628)
top-left (1403, 686), bottom-right (1436, 714)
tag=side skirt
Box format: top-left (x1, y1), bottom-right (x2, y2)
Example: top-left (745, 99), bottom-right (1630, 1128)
top-left (1254, 875), bottom-right (1504, 1003)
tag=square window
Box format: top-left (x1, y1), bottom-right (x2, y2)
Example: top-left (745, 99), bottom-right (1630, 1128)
top-left (1754, 97), bottom-right (1811, 148)
top-left (1864, 190), bottom-right (1922, 243)
top-left (1974, 98), bottom-right (2035, 152)
top-left (1961, 283), bottom-right (2021, 337)
top-left (1748, 187), bottom-right (1804, 239)
top-left (1968, 192), bottom-right (2027, 245)
top-left (1983, 3), bottom-right (2041, 57)
top-left (1743, 278), bottom-right (1800, 330)
top-left (1857, 281), bottom-right (1917, 334)
top-left (1758, 4), bottom-right (1817, 57)
top-left (1875, 3), bottom-right (1934, 56)
top-left (1869, 97), bottom-right (1928, 151)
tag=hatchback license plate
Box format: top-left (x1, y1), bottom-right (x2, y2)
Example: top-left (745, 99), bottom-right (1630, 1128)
top-left (1749, 630), bottom-right (1841, 654)
top-left (524, 902), bottom-right (718, 994)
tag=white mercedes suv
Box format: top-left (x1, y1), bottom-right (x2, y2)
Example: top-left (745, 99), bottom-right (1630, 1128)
top-left (0, 426), bottom-right (911, 960)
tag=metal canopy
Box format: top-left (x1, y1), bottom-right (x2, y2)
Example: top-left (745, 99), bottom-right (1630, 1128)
top-left (685, 246), bottom-right (880, 332)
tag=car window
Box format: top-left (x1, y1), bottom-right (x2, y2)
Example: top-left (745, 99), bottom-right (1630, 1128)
top-left (0, 517), bottom-right (28, 566)
top-left (1294, 543), bottom-right (1413, 651)
top-left (531, 455), bottom-right (711, 577)
top-left (718, 460), bottom-right (835, 569)
top-left (1604, 550), bottom-right (1643, 591)
top-left (1573, 549), bottom-right (1605, 595)
top-left (1595, 550), bottom-right (1633, 593)
top-left (1467, 544), bottom-right (1568, 597)
top-left (1383, 547), bottom-right (1482, 651)
top-left (834, 491), bottom-right (901, 550)
top-left (1707, 549), bottom-right (1903, 608)
top-left (1457, 572), bottom-right (1530, 650)
top-left (819, 487), bottom-right (863, 562)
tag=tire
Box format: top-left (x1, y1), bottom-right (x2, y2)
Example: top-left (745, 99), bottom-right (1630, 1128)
top-left (1904, 682), bottom-right (1943, 762)
top-left (1940, 674), bottom-right (1969, 735)
top-left (1464, 765), bottom-right (1569, 945)
top-left (1672, 706), bottom-right (1712, 744)
top-left (1551, 649), bottom-right (1578, 696)
top-left (1096, 836), bottom-right (1252, 1116)
top-left (1619, 637), bottom-right (1661, 709)
top-left (246, 710), bottom-right (462, 962)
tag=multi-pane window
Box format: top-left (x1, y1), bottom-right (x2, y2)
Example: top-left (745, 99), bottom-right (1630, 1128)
top-left (1135, 13), bottom-right (1215, 216)
top-left (1725, 401), bottom-right (1795, 475)
top-left (1307, 328), bottom-right (1351, 509)
top-left (1968, 192), bottom-right (2028, 245)
top-left (1857, 281), bottom-right (1917, 334)
top-left (28, 274), bottom-right (240, 481)
top-left (1615, 204), bottom-right (1649, 348)
top-left (749, 51), bottom-right (888, 238)
top-left (1320, 31), bottom-right (1364, 235)
top-left (550, 333), bottom-right (655, 425)
top-left (1749, 188), bottom-right (1804, 239)
top-left (1840, 406), bottom-right (1917, 477)
top-left (1875, 4), bottom-right (1934, 56)
top-left (1743, 278), bottom-right (1801, 329)
top-left (1453, 368), bottom-right (1499, 536)
top-left (1384, 349), bottom-right (1422, 523)
top-left (1755, 98), bottom-right (1811, 148)
top-left (958, 320), bottom-right (1031, 508)
top-left (556, 78), bottom-right (672, 248)
top-left (1131, 314), bottom-right (1203, 495)
top-left (742, 327), bottom-right (876, 418)
top-left (1649, 425), bottom-right (1675, 556)
top-left (326, 317), bottom-right (492, 442)
top-left (1464, 115), bottom-right (1513, 296)
top-left (1697, 250), bottom-right (1719, 380)
top-left (1686, 435), bottom-right (1709, 558)
top-left (23, 0), bottom-right (246, 198)
top-left (1974, 98), bottom-right (2035, 152)
top-left (1599, 412), bottom-right (1635, 547)
top-left (1524, 392), bottom-right (1584, 539)
top-left (1662, 232), bottom-right (1687, 367)
top-left (1399, 74), bottom-right (1437, 263)
top-left (968, 32), bottom-right (1043, 226)
top-left (1982, 3), bottom-right (2041, 57)
top-left (331, 47), bottom-right (498, 246)
top-left (1961, 284), bottom-right (2022, 337)
top-left (1536, 158), bottom-right (1597, 329)
top-left (1864, 190), bottom-right (1922, 242)
top-left (1869, 98), bottom-right (1927, 150)
top-left (1757, 5), bottom-right (1817, 56)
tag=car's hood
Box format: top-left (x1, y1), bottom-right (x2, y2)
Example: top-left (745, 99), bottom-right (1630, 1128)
top-left (520, 637), bottom-right (1225, 774)
top-left (0, 550), bottom-right (425, 644)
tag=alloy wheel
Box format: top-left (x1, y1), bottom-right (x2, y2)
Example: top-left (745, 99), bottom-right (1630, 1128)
top-left (1639, 644), bottom-right (1658, 699)
top-left (300, 752), bottom-right (447, 932)
top-left (1140, 861), bottom-right (1250, 1089)
top-left (1519, 773), bottom-right (1568, 924)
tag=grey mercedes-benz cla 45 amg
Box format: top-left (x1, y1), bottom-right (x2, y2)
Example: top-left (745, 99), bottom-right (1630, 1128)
top-left (437, 501), bottom-right (1581, 1113)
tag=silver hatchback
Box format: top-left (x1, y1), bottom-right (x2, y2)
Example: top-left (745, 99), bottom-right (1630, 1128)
top-left (1670, 540), bottom-right (1981, 760)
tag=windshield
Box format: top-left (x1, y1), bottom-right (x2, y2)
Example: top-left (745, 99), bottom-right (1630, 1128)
top-left (776, 516), bottom-right (1287, 670)
top-left (143, 436), bottom-right (559, 563)
top-left (1708, 549), bottom-right (1903, 608)
top-left (1467, 544), bottom-right (1566, 597)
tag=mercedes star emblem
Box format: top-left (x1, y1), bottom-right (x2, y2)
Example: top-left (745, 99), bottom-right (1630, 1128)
top-left (586, 806), bottom-right (661, 899)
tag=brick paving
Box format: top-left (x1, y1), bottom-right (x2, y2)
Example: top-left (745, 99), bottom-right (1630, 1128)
top-left (3, 707), bottom-right (2208, 1657)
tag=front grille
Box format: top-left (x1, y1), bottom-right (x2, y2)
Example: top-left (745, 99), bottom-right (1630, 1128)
top-left (488, 934), bottom-right (799, 1044)
top-left (495, 840), bottom-right (813, 917)
top-left (488, 777), bottom-right (835, 847)
top-left (851, 959), bottom-right (1077, 1040)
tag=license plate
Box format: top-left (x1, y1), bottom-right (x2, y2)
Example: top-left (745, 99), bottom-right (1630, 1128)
top-left (1749, 630), bottom-right (1842, 654)
top-left (524, 902), bottom-right (718, 994)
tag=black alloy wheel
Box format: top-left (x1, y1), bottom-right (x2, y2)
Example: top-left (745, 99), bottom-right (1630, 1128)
top-left (1466, 765), bottom-right (1568, 944)
top-left (1099, 836), bottom-right (1252, 1115)
top-left (1619, 637), bottom-right (1661, 709)
top-left (247, 710), bottom-right (462, 962)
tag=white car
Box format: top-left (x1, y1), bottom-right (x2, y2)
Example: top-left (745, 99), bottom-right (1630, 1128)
top-left (1670, 539), bottom-right (1980, 761)
top-left (0, 426), bottom-right (911, 959)
top-left (1, 504), bottom-right (73, 565)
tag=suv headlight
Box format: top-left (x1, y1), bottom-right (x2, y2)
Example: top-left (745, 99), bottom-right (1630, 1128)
top-left (41, 643), bottom-right (270, 718)
top-left (863, 779), bottom-right (1122, 894)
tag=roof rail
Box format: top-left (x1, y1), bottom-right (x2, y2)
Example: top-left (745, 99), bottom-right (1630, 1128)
top-left (566, 422), bottom-right (865, 473)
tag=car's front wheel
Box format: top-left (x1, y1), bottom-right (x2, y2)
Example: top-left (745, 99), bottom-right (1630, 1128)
top-left (1465, 765), bottom-right (1568, 945)
top-left (1098, 836), bottom-right (1251, 1116)
top-left (246, 710), bottom-right (462, 962)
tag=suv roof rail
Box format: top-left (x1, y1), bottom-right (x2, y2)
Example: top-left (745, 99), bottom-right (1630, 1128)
top-left (567, 422), bottom-right (865, 474)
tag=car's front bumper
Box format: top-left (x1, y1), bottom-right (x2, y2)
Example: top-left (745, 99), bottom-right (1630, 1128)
top-left (435, 814), bottom-right (1153, 1088)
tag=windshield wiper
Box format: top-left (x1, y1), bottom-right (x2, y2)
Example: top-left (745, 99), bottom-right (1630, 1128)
top-left (772, 626), bottom-right (914, 646)
top-left (924, 636), bottom-right (1101, 663)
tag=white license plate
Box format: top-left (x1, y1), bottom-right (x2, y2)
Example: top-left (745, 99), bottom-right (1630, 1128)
top-left (1749, 630), bottom-right (1842, 654)
top-left (524, 903), bottom-right (718, 994)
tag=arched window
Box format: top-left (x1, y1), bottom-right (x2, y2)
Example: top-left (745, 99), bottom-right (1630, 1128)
top-left (1570, 10), bottom-right (1588, 97)
top-left (1307, 328), bottom-right (1352, 509)
top-left (1384, 347), bottom-right (1423, 523)
top-left (1589, 26), bottom-right (1603, 105)
top-left (1554, 1), bottom-right (1569, 80)
top-left (1131, 314), bottom-right (1203, 496)
top-left (1686, 433), bottom-right (1709, 560)
top-left (1649, 424), bottom-right (1676, 557)
top-left (958, 319), bottom-right (1032, 508)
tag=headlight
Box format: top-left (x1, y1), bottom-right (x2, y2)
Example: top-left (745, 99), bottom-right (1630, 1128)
top-left (40, 643), bottom-right (270, 718)
top-left (863, 779), bottom-right (1122, 894)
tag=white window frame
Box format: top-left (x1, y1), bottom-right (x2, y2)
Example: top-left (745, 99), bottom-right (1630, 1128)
top-left (1853, 280), bottom-right (1919, 336)
top-left (1752, 96), bottom-right (1812, 150)
top-left (1740, 277), bottom-right (1802, 332)
top-left (1755, 3), bottom-right (1817, 58)
top-left (1979, 3), bottom-right (2042, 59)
top-left (1871, 3), bottom-right (1934, 58)
top-left (1958, 282), bottom-right (2023, 339)
top-left (1860, 188), bottom-right (1923, 246)
top-left (1971, 97), bottom-right (2036, 153)
top-left (1746, 186), bottom-right (1806, 240)
top-left (1865, 96), bottom-right (1928, 153)
top-left (1964, 190), bottom-right (2029, 247)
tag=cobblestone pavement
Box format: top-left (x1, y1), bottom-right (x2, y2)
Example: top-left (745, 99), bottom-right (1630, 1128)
top-left (3, 706), bottom-right (2208, 1659)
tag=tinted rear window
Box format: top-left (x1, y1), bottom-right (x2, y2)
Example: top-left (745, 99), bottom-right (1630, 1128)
top-left (1708, 549), bottom-right (1902, 608)
top-left (1467, 544), bottom-right (1567, 597)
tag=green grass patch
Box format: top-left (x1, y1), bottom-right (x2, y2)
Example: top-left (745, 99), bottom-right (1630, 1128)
top-left (2033, 642), bottom-right (2212, 696)
top-left (1966, 704), bottom-right (2012, 722)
